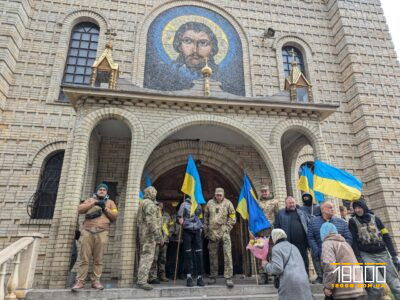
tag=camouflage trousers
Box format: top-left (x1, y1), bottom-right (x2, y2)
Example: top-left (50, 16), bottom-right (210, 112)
top-left (149, 243), bottom-right (167, 280)
top-left (208, 233), bottom-right (233, 279)
top-left (137, 239), bottom-right (157, 285)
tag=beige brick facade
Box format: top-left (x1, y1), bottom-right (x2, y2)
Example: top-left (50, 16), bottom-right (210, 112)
top-left (0, 0), bottom-right (399, 289)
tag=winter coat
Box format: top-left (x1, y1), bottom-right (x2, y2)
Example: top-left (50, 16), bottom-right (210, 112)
top-left (321, 233), bottom-right (364, 299)
top-left (265, 240), bottom-right (313, 300)
top-left (274, 207), bottom-right (308, 244)
top-left (307, 216), bottom-right (352, 257)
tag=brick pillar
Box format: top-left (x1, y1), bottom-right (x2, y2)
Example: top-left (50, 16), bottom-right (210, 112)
top-left (48, 120), bottom-right (90, 288)
top-left (118, 139), bottom-right (144, 287)
top-left (327, 0), bottom-right (400, 248)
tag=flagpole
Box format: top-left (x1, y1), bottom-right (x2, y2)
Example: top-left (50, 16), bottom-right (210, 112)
top-left (174, 193), bottom-right (185, 285)
top-left (239, 217), bottom-right (248, 276)
top-left (252, 248), bottom-right (259, 285)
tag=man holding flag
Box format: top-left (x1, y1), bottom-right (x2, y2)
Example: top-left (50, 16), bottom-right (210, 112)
top-left (180, 155), bottom-right (206, 287)
top-left (236, 175), bottom-right (272, 284)
top-left (204, 187), bottom-right (236, 288)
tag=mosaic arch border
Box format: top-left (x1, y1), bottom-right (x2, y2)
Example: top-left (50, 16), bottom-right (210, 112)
top-left (272, 34), bottom-right (319, 101)
top-left (132, 0), bottom-right (254, 96)
top-left (46, 9), bottom-right (110, 103)
top-left (270, 119), bottom-right (328, 161)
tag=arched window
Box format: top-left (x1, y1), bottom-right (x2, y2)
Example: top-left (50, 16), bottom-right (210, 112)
top-left (59, 22), bottom-right (100, 101)
top-left (31, 151), bottom-right (65, 219)
top-left (282, 46), bottom-right (305, 78)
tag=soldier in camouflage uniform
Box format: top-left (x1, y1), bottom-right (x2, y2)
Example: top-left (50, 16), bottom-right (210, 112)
top-left (204, 187), bottom-right (236, 288)
top-left (255, 185), bottom-right (279, 284)
top-left (155, 202), bottom-right (171, 282)
top-left (137, 186), bottom-right (163, 290)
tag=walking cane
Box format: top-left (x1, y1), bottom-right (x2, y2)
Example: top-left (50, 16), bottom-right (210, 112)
top-left (174, 224), bottom-right (182, 285)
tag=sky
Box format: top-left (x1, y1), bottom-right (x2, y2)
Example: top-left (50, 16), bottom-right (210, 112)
top-left (380, 0), bottom-right (400, 59)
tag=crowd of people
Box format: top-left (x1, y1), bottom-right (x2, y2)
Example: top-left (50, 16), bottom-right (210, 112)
top-left (70, 183), bottom-right (400, 300)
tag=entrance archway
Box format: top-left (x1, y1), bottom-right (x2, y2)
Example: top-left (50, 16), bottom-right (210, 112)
top-left (154, 164), bottom-right (249, 276)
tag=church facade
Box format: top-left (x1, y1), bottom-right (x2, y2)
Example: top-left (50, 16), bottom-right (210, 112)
top-left (0, 0), bottom-right (399, 289)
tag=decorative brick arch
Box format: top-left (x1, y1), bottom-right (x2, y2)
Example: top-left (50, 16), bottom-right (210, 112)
top-left (270, 119), bottom-right (327, 160)
top-left (75, 107), bottom-right (144, 144)
top-left (138, 114), bottom-right (282, 193)
top-left (46, 9), bottom-right (111, 103)
top-left (132, 0), bottom-right (254, 96)
top-left (144, 140), bottom-right (258, 191)
top-left (28, 139), bottom-right (67, 168)
top-left (272, 34), bottom-right (318, 100)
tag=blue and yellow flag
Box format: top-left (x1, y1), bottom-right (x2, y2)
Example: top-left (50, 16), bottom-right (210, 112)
top-left (181, 154), bottom-right (206, 215)
top-left (297, 165), bottom-right (324, 203)
top-left (139, 190), bottom-right (144, 202)
top-left (313, 160), bottom-right (362, 201)
top-left (145, 174), bottom-right (152, 188)
top-left (236, 174), bottom-right (271, 235)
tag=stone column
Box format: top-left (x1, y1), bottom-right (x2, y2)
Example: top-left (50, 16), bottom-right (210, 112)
top-left (48, 117), bottom-right (91, 288)
top-left (118, 138), bottom-right (145, 287)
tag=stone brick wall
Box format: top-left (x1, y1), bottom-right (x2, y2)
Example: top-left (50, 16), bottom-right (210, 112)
top-left (0, 0), bottom-right (399, 288)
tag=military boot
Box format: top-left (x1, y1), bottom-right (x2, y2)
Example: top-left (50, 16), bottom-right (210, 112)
top-left (71, 280), bottom-right (84, 292)
top-left (137, 283), bottom-right (153, 290)
top-left (207, 277), bottom-right (216, 285)
top-left (226, 278), bottom-right (234, 288)
top-left (159, 274), bottom-right (169, 282)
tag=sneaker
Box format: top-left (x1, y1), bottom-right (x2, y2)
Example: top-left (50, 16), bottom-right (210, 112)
top-left (148, 278), bottom-right (160, 284)
top-left (226, 278), bottom-right (234, 288)
top-left (137, 283), bottom-right (153, 290)
top-left (186, 277), bottom-right (194, 287)
top-left (159, 274), bottom-right (169, 282)
top-left (197, 277), bottom-right (205, 287)
top-left (71, 280), bottom-right (84, 291)
top-left (91, 280), bottom-right (104, 290)
top-left (207, 277), bottom-right (216, 285)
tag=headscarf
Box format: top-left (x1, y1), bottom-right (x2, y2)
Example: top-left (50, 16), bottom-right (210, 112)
top-left (320, 222), bottom-right (338, 241)
top-left (271, 228), bottom-right (287, 244)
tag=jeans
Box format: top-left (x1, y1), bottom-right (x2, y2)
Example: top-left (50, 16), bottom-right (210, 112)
top-left (183, 229), bottom-right (203, 276)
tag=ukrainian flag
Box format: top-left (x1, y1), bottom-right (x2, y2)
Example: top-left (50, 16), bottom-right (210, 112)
top-left (139, 190), bottom-right (144, 202)
top-left (297, 165), bottom-right (324, 203)
top-left (313, 160), bottom-right (362, 201)
top-left (236, 174), bottom-right (271, 235)
top-left (145, 174), bottom-right (152, 188)
top-left (181, 154), bottom-right (206, 215)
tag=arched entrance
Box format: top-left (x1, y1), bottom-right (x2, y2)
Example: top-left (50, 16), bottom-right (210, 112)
top-left (154, 164), bottom-right (249, 276)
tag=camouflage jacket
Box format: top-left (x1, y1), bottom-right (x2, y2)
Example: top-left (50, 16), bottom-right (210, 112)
top-left (161, 210), bottom-right (172, 243)
top-left (138, 198), bottom-right (162, 243)
top-left (257, 197), bottom-right (279, 226)
top-left (204, 198), bottom-right (236, 241)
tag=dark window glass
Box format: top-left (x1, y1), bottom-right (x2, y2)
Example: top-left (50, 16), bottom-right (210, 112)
top-left (31, 151), bottom-right (65, 219)
top-left (58, 22), bottom-right (99, 102)
top-left (282, 46), bottom-right (305, 78)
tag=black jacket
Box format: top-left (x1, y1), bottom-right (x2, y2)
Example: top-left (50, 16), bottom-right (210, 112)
top-left (274, 206), bottom-right (308, 246)
top-left (349, 200), bottom-right (397, 258)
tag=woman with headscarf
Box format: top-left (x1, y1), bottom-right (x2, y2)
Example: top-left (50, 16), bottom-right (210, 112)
top-left (262, 229), bottom-right (312, 300)
top-left (320, 222), bottom-right (365, 300)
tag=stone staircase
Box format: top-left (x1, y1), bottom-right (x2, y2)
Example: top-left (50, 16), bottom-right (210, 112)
top-left (26, 282), bottom-right (325, 300)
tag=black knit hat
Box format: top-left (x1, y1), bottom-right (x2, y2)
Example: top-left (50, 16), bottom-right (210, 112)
top-left (352, 199), bottom-right (369, 212)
